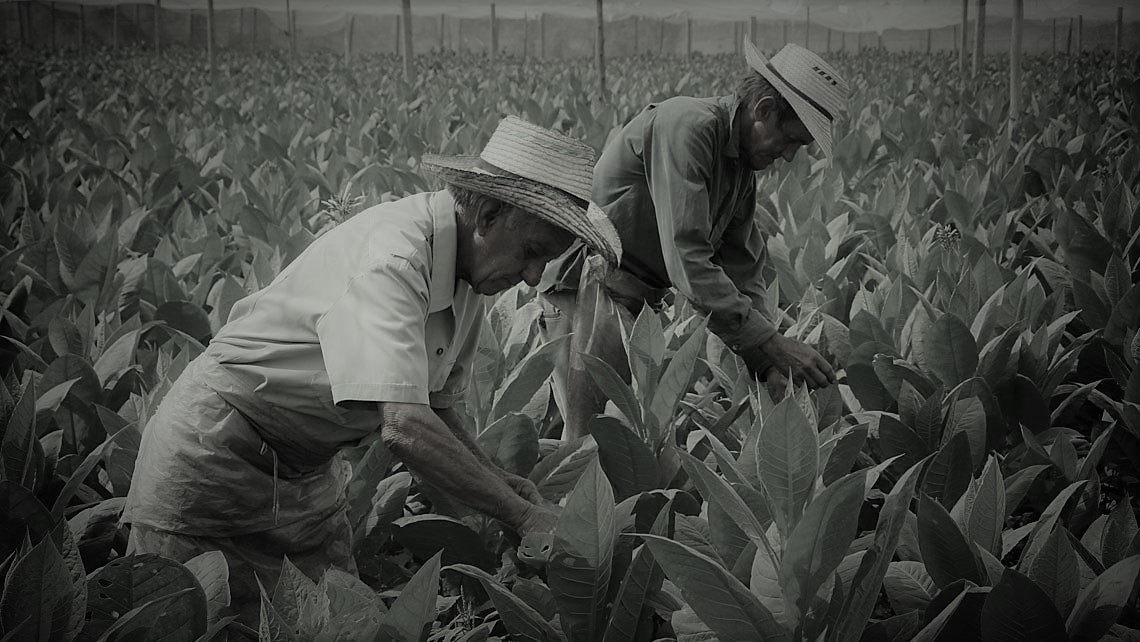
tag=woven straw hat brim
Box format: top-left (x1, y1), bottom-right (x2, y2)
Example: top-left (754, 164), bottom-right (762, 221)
top-left (422, 154), bottom-right (622, 266)
top-left (744, 40), bottom-right (835, 159)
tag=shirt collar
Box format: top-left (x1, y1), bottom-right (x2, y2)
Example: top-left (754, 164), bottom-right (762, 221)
top-left (724, 93), bottom-right (744, 160)
top-left (428, 190), bottom-right (458, 314)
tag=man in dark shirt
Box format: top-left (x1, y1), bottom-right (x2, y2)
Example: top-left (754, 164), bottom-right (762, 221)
top-left (541, 41), bottom-right (849, 440)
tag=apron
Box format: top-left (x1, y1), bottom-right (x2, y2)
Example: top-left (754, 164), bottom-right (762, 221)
top-left (123, 353), bottom-right (351, 538)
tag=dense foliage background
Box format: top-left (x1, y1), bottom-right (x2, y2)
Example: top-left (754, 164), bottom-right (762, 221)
top-left (1, 42), bottom-right (1139, 641)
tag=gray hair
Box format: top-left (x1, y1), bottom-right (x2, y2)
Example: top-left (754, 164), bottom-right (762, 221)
top-left (736, 73), bottom-right (797, 122)
top-left (447, 183), bottom-right (530, 230)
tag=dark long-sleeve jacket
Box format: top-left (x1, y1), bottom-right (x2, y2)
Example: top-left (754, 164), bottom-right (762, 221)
top-left (592, 94), bottom-right (777, 353)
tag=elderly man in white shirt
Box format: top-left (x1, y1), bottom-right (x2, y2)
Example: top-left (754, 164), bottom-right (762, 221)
top-left (123, 116), bottom-right (621, 627)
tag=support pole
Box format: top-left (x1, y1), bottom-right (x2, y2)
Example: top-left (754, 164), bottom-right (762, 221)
top-left (926, 28), bottom-right (932, 53)
top-left (154, 0), bottom-right (161, 53)
top-left (345, 14), bottom-right (353, 64)
top-left (783, 20), bottom-right (788, 46)
top-left (540, 13), bottom-right (546, 58)
top-left (659, 18), bottom-right (665, 55)
top-left (686, 17), bottom-right (692, 57)
top-left (208, 0), bottom-right (216, 75)
top-left (402, 0), bottom-right (412, 79)
top-left (439, 14), bottom-right (445, 52)
top-left (1066, 16), bottom-right (1073, 54)
top-left (595, 0), bottom-right (606, 101)
top-left (524, 13), bottom-right (529, 59)
top-left (857, 31), bottom-right (863, 51)
top-left (113, 5), bottom-right (119, 50)
top-left (1077, 15), bottom-right (1082, 53)
top-left (841, 29), bottom-right (846, 51)
top-left (959, 0), bottom-right (968, 76)
top-left (458, 17), bottom-right (463, 53)
top-left (1115, 7), bottom-right (1123, 70)
top-left (805, 6), bottom-right (810, 48)
top-left (395, 15), bottom-right (400, 55)
top-left (827, 28), bottom-right (832, 52)
top-left (750, 16), bottom-right (757, 44)
top-left (50, 2), bottom-right (56, 49)
top-left (633, 15), bottom-right (638, 55)
top-left (732, 21), bottom-right (739, 55)
top-left (972, 0), bottom-right (985, 77)
top-left (878, 32), bottom-right (883, 50)
top-left (79, 4), bottom-right (85, 48)
top-left (490, 3), bottom-right (497, 62)
top-left (285, 0), bottom-right (295, 58)
top-left (1010, 0), bottom-right (1022, 123)
top-left (134, 4), bottom-right (140, 44)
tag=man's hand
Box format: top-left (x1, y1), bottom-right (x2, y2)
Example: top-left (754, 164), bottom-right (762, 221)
top-left (501, 471), bottom-right (544, 505)
top-left (761, 334), bottom-right (836, 389)
top-left (516, 504), bottom-right (560, 536)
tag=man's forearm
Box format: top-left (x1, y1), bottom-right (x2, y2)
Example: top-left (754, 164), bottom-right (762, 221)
top-left (383, 406), bottom-right (532, 527)
top-left (434, 406), bottom-right (499, 472)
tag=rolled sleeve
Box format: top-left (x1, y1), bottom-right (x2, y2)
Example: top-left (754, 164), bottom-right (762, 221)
top-left (645, 109), bottom-right (774, 353)
top-left (316, 257), bottom-right (431, 406)
top-left (429, 308), bottom-right (483, 409)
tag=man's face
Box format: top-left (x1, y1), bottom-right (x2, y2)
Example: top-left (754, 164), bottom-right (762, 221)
top-left (742, 97), bottom-right (815, 171)
top-left (462, 201), bottom-right (575, 296)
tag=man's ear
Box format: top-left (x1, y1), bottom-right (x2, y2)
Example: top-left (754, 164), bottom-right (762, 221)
top-left (473, 198), bottom-right (505, 233)
top-left (752, 96), bottom-right (779, 123)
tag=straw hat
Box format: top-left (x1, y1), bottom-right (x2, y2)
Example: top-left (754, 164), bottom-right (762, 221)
top-left (743, 40), bottom-right (848, 159)
top-left (421, 116), bottom-right (622, 266)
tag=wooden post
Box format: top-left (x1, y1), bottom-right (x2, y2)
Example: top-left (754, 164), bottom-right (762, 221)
top-left (841, 29), bottom-right (846, 51)
top-left (79, 4), bottom-right (86, 48)
top-left (112, 5), bottom-right (119, 50)
top-left (207, 0), bottom-right (215, 74)
top-left (458, 17), bottom-right (463, 53)
top-left (805, 6), bottom-right (810, 48)
top-left (524, 14), bottom-right (529, 59)
top-left (134, 4), bottom-right (140, 44)
top-left (252, 9), bottom-right (258, 47)
top-left (827, 28), bottom-right (832, 53)
top-left (154, 0), bottom-right (161, 53)
top-left (285, 0), bottom-right (294, 57)
top-left (1077, 14), bottom-right (1082, 52)
top-left (188, 10), bottom-right (193, 48)
top-left (732, 21), bottom-right (738, 55)
top-left (345, 14), bottom-right (353, 64)
top-left (1115, 7), bottom-right (1123, 69)
top-left (926, 28), bottom-right (932, 53)
top-left (50, 2), bottom-right (56, 49)
top-left (750, 16), bottom-right (757, 45)
top-left (539, 12), bottom-right (546, 58)
top-left (490, 3), bottom-right (497, 62)
top-left (395, 15), bottom-right (400, 55)
top-left (959, 0), bottom-right (968, 75)
top-left (686, 17), bottom-right (692, 57)
top-left (878, 32), bottom-right (883, 50)
top-left (595, 0), bottom-right (606, 101)
top-left (1010, 0), bottom-right (1022, 122)
top-left (972, 0), bottom-right (985, 76)
top-left (857, 31), bottom-right (862, 51)
top-left (401, 0), bottom-right (412, 78)
top-left (783, 20), bottom-right (788, 46)
top-left (659, 18), bottom-right (665, 55)
top-left (1052, 18), bottom-right (1056, 52)
top-left (633, 15), bottom-right (639, 55)
top-left (439, 14), bottom-right (445, 52)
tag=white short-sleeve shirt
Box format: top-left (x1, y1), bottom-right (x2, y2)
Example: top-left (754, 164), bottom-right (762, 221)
top-left (206, 190), bottom-right (485, 447)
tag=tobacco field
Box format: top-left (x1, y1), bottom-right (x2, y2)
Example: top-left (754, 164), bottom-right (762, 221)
top-left (2, 40), bottom-right (1140, 642)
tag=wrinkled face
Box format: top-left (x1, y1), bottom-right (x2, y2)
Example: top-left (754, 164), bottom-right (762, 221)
top-left (741, 97), bottom-right (815, 171)
top-left (459, 200), bottom-right (575, 296)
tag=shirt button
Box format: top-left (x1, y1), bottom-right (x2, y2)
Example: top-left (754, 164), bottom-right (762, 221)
top-left (436, 348), bottom-right (444, 355)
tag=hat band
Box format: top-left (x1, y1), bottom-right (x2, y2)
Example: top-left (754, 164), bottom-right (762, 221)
top-left (766, 62), bottom-right (834, 122)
